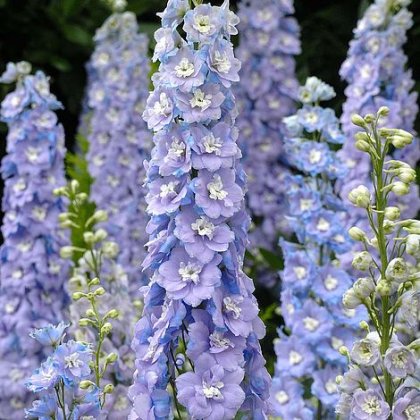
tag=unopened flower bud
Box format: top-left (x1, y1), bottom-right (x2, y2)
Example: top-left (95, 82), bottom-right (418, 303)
top-left (355, 140), bottom-right (371, 152)
top-left (377, 106), bottom-right (390, 117)
top-left (397, 168), bottom-right (416, 184)
top-left (355, 132), bottom-right (370, 142)
top-left (364, 114), bottom-right (375, 123)
top-left (103, 383), bottom-right (114, 394)
top-left (406, 234), bottom-right (420, 256)
top-left (79, 318), bottom-right (92, 327)
top-left (352, 251), bottom-right (373, 271)
top-left (102, 241), bottom-right (119, 258)
top-left (351, 114), bottom-right (366, 127)
top-left (94, 287), bottom-right (106, 296)
top-left (85, 309), bottom-right (95, 318)
top-left (385, 258), bottom-right (408, 283)
top-left (70, 179), bottom-right (80, 193)
top-left (72, 292), bottom-right (84, 301)
top-left (93, 210), bottom-right (108, 222)
top-left (343, 288), bottom-right (362, 309)
top-left (339, 346), bottom-right (350, 356)
top-left (106, 352), bottom-right (118, 364)
top-left (60, 246), bottom-right (74, 259)
top-left (88, 277), bottom-right (100, 286)
top-left (359, 321), bottom-right (370, 331)
top-left (376, 279), bottom-right (391, 296)
top-left (353, 277), bottom-right (375, 298)
top-left (101, 322), bottom-right (113, 335)
top-left (348, 185), bottom-right (371, 208)
top-left (83, 232), bottom-right (95, 244)
top-left (370, 236), bottom-right (378, 248)
top-left (79, 380), bottom-right (95, 389)
top-left (175, 353), bottom-right (185, 367)
top-left (349, 227), bottom-right (367, 242)
top-left (391, 181), bottom-right (409, 196)
top-left (384, 206), bottom-right (400, 221)
top-left (105, 309), bottom-right (119, 319)
top-left (53, 187), bottom-right (67, 196)
top-left (94, 228), bottom-right (108, 242)
top-left (383, 219), bottom-right (395, 235)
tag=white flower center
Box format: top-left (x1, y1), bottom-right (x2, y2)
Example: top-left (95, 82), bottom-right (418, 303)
top-left (11, 96), bottom-right (21, 107)
top-left (362, 396), bottom-right (382, 415)
top-left (97, 52), bottom-right (110, 66)
top-left (223, 297), bottom-right (242, 319)
top-left (17, 241), bottom-right (32, 252)
top-left (300, 199), bottom-right (313, 211)
top-left (317, 218), bottom-right (330, 232)
top-left (303, 316), bottom-right (320, 332)
top-left (324, 274), bottom-right (338, 291)
top-left (275, 391), bottom-right (289, 404)
top-left (25, 147), bottom-right (40, 162)
top-left (167, 138), bottom-right (186, 158)
top-left (175, 57), bottom-right (195, 78)
top-left (178, 262), bottom-right (201, 284)
top-left (305, 112), bottom-right (319, 124)
top-left (5, 302), bottom-right (16, 313)
top-left (190, 89), bottom-right (212, 110)
top-left (154, 93), bottom-right (171, 116)
top-left (32, 206), bottom-right (47, 221)
top-left (191, 216), bottom-right (215, 239)
top-left (13, 178), bottom-right (26, 192)
top-left (293, 266), bottom-right (307, 280)
top-left (309, 149), bottom-right (322, 164)
top-left (209, 332), bottom-right (232, 349)
top-left (207, 174), bottom-right (227, 200)
top-left (360, 64), bottom-right (371, 79)
top-left (114, 395), bottom-right (129, 410)
top-left (10, 369), bottom-right (24, 382)
top-left (404, 404), bottom-right (420, 420)
top-left (202, 382), bottom-right (224, 399)
top-left (289, 350), bottom-right (303, 365)
top-left (12, 269), bottom-right (23, 279)
top-left (391, 351), bottom-right (408, 369)
top-left (160, 181), bottom-right (178, 198)
top-left (193, 15), bottom-right (213, 34)
top-left (325, 379), bottom-right (337, 394)
top-left (213, 51), bottom-right (231, 73)
top-left (203, 134), bottom-right (222, 154)
top-left (107, 175), bottom-right (120, 188)
top-left (64, 352), bottom-right (83, 369)
top-left (332, 336), bottom-right (344, 350)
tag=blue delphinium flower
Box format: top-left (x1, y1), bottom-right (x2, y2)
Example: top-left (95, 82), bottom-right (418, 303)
top-left (271, 77), bottom-right (365, 418)
top-left (338, 0), bottom-right (420, 269)
top-left (130, 1), bottom-right (271, 418)
top-left (84, 10), bottom-right (151, 292)
top-left (0, 63), bottom-right (69, 418)
top-left (234, 0), bottom-right (300, 265)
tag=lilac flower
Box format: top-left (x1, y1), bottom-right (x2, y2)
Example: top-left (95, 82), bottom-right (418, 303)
top-left (130, 2), bottom-right (270, 418)
top-left (311, 366), bottom-right (340, 407)
top-left (29, 322), bottom-right (69, 347)
top-left (352, 389), bottom-right (391, 420)
top-left (234, 0), bottom-right (300, 257)
top-left (0, 64), bottom-right (68, 417)
top-left (25, 395), bottom-right (62, 420)
top-left (384, 345), bottom-right (416, 378)
top-left (176, 353), bottom-right (245, 419)
top-left (26, 358), bottom-right (60, 393)
top-left (393, 390), bottom-right (420, 420)
top-left (269, 375), bottom-right (303, 418)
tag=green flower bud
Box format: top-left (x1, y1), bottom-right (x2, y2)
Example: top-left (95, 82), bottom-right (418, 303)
top-left (377, 106), bottom-right (390, 117)
top-left (72, 292), bottom-right (85, 301)
top-left (351, 114), bottom-right (366, 127)
top-left (352, 251), bottom-right (373, 271)
top-left (105, 309), bottom-right (119, 319)
top-left (79, 318), bottom-right (92, 327)
top-left (101, 322), bottom-right (113, 336)
top-left (391, 181), bottom-right (409, 196)
top-left (397, 168), bottom-right (416, 184)
top-left (359, 321), bottom-right (370, 331)
top-left (53, 186), bottom-right (67, 196)
top-left (60, 246), bottom-right (74, 259)
top-left (355, 140), bottom-right (371, 153)
top-left (102, 241), bottom-right (119, 259)
top-left (106, 352), bottom-right (118, 363)
top-left (94, 287), bottom-right (106, 296)
top-left (79, 380), bottom-right (95, 389)
top-left (348, 227), bottom-right (367, 242)
top-left (70, 179), bottom-right (80, 193)
top-left (348, 185), bottom-right (371, 208)
top-left (94, 228), bottom-right (108, 242)
top-left (355, 132), bottom-right (370, 142)
top-left (364, 113), bottom-right (375, 123)
top-left (384, 206), bottom-right (400, 221)
top-left (88, 277), bottom-right (100, 286)
top-left (93, 210), bottom-right (108, 222)
top-left (83, 232), bottom-right (95, 244)
top-left (383, 219), bottom-right (395, 235)
top-left (339, 346), bottom-right (349, 356)
top-left (85, 309), bottom-right (96, 318)
top-left (103, 383), bottom-right (114, 394)
top-left (376, 279), bottom-right (391, 296)
top-left (76, 192), bottom-right (88, 202)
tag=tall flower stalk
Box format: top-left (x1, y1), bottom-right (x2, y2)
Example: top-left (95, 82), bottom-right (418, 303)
top-left (338, 107), bottom-right (420, 419)
top-left (271, 77), bottom-right (367, 419)
top-left (234, 0), bottom-right (300, 282)
top-left (84, 7), bottom-right (151, 292)
top-left (0, 63), bottom-right (69, 418)
top-left (338, 0), bottom-right (419, 265)
top-left (130, 1), bottom-right (270, 418)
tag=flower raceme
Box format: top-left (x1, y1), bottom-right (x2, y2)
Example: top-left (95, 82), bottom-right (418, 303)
top-left (338, 107), bottom-right (420, 419)
top-left (130, 1), bottom-right (270, 419)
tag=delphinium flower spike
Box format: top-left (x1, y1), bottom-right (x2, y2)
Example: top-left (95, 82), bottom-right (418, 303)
top-left (337, 107), bottom-right (420, 419)
top-left (234, 0), bottom-right (300, 284)
top-left (271, 77), bottom-right (366, 419)
top-left (130, 1), bottom-right (271, 418)
top-left (0, 63), bottom-right (69, 418)
top-left (84, 6), bottom-right (151, 292)
top-left (55, 180), bottom-right (136, 417)
top-left (338, 0), bottom-right (419, 268)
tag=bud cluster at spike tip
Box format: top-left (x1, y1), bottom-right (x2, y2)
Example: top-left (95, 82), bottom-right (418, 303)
top-left (85, 11), bottom-right (152, 292)
top-left (271, 77), bottom-right (367, 419)
top-left (129, 1), bottom-right (271, 419)
top-left (338, 0), bottom-right (420, 257)
top-left (234, 0), bottom-right (300, 256)
top-left (0, 63), bottom-right (69, 418)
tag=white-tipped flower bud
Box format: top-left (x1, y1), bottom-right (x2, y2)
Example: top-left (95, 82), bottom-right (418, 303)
top-left (70, 179), bottom-right (80, 193)
top-left (93, 210), bottom-right (108, 222)
top-left (94, 228), bottom-right (108, 242)
top-left (343, 288), bottom-right (363, 309)
top-left (391, 181), bottom-right (409, 196)
top-left (94, 287), bottom-right (106, 296)
top-left (349, 227), bottom-right (367, 242)
top-left (102, 241), bottom-right (119, 259)
top-left (83, 232), bottom-right (95, 244)
top-left (397, 168), bottom-right (416, 184)
top-left (103, 383), bottom-right (114, 394)
top-left (353, 277), bottom-right (375, 298)
top-left (352, 251), bottom-right (373, 271)
top-left (384, 206), bottom-right (400, 221)
top-left (376, 279), bottom-right (391, 297)
top-left (370, 236), bottom-right (378, 248)
top-left (383, 219), bottom-right (395, 235)
top-left (406, 234), bottom-right (420, 256)
top-left (377, 106), bottom-right (390, 117)
top-left (385, 258), bottom-right (408, 283)
top-left (106, 353), bottom-right (118, 364)
top-left (101, 322), bottom-right (113, 336)
top-left (348, 185), bottom-right (371, 208)
top-left (355, 140), bottom-right (371, 152)
top-left (351, 114), bottom-right (366, 127)
top-left (60, 246), bottom-right (74, 259)
top-left (364, 114), bottom-right (375, 123)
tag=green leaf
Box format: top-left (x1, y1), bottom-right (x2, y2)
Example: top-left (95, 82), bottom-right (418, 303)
top-left (62, 24), bottom-right (92, 47)
top-left (259, 248), bottom-right (284, 271)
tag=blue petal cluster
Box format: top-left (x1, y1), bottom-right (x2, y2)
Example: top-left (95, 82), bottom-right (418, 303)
top-left (85, 11), bottom-right (151, 291)
top-left (271, 77), bottom-right (366, 418)
top-left (234, 0), bottom-right (300, 255)
top-left (25, 323), bottom-right (101, 419)
top-left (0, 64), bottom-right (69, 418)
top-left (130, 1), bottom-right (270, 418)
top-left (338, 0), bottom-right (420, 259)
